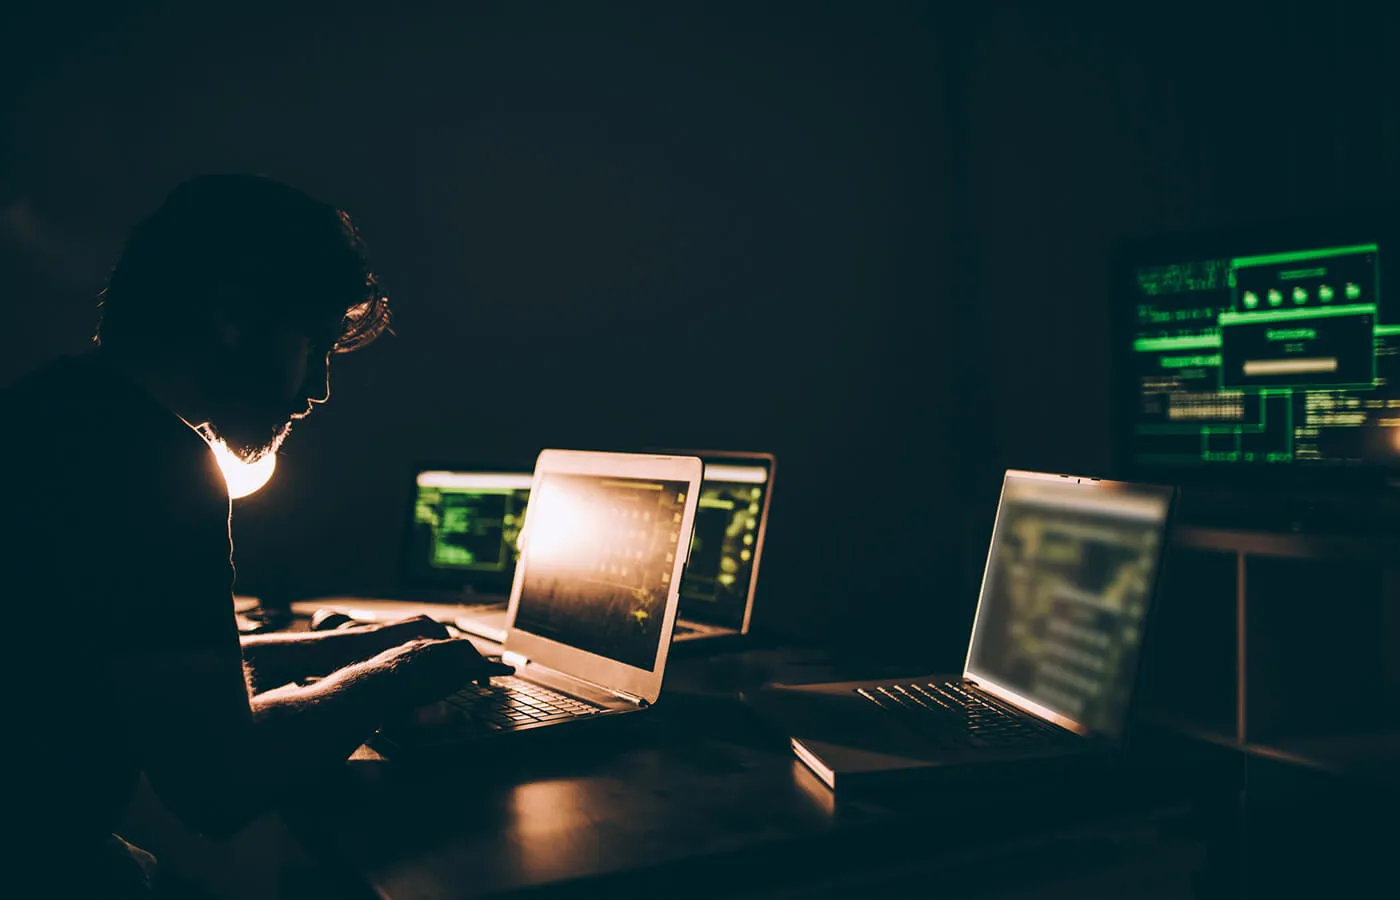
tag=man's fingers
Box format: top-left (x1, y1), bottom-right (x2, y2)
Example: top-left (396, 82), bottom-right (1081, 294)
top-left (383, 615), bottom-right (449, 640)
top-left (467, 662), bottom-right (515, 684)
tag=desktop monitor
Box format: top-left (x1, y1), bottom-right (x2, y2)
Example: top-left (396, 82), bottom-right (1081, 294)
top-left (1113, 208), bottom-right (1400, 489)
top-left (403, 466), bottom-right (534, 596)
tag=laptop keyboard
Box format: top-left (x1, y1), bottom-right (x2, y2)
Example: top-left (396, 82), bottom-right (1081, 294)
top-left (441, 676), bottom-right (603, 732)
top-left (855, 681), bottom-right (1061, 748)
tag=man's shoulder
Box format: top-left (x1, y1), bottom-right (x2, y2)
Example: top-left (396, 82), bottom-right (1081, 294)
top-left (0, 351), bottom-right (100, 412)
top-left (0, 352), bottom-right (225, 508)
top-left (0, 350), bottom-right (154, 437)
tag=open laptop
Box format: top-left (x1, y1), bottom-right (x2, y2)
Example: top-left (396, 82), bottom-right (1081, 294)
top-left (374, 449), bottom-right (703, 756)
top-left (743, 470), bottom-right (1176, 791)
top-left (453, 450), bottom-right (775, 645)
top-left (289, 462), bottom-right (534, 624)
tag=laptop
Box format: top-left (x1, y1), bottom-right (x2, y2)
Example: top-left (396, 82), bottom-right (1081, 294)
top-left (373, 449), bottom-right (704, 755)
top-left (453, 450), bottom-right (776, 645)
top-left (743, 470), bottom-right (1176, 792)
top-left (289, 462), bottom-right (535, 624)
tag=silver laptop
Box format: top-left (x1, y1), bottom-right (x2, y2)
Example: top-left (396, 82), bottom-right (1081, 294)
top-left (375, 449), bottom-right (703, 755)
top-left (454, 450), bottom-right (775, 645)
top-left (744, 470), bottom-right (1176, 791)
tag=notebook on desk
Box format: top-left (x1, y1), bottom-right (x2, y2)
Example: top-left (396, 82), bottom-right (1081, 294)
top-left (453, 450), bottom-right (775, 645)
top-left (373, 449), bottom-right (703, 756)
top-left (744, 470), bottom-right (1177, 792)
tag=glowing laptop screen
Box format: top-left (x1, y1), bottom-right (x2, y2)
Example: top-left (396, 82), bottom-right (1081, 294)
top-left (965, 474), bottom-right (1173, 737)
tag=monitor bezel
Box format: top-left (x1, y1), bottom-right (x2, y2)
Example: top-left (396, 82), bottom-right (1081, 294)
top-left (962, 469), bottom-right (1178, 740)
top-left (503, 449), bottom-right (704, 705)
top-left (1111, 205), bottom-right (1400, 492)
top-left (400, 459), bottom-right (537, 596)
top-left (649, 449), bottom-right (776, 634)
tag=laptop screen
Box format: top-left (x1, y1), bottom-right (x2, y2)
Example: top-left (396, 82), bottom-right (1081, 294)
top-left (405, 469), bottom-right (533, 592)
top-left (512, 471), bottom-right (692, 672)
top-left (964, 472), bottom-right (1174, 737)
top-left (678, 459), bottom-right (772, 629)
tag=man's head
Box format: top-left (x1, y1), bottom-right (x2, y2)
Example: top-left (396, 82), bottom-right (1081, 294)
top-left (98, 174), bottom-right (390, 460)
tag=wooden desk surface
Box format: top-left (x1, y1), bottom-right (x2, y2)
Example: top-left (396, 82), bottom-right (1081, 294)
top-left (282, 646), bottom-right (1222, 900)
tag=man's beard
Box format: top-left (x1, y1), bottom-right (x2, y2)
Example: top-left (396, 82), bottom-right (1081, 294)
top-left (196, 350), bottom-right (311, 463)
top-left (204, 414), bottom-right (295, 463)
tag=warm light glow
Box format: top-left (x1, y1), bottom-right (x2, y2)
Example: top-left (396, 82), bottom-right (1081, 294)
top-left (208, 440), bottom-right (277, 499)
top-left (507, 779), bottom-right (598, 880)
top-left (417, 470), bottom-right (534, 490)
top-left (520, 483), bottom-right (592, 563)
top-left (703, 463), bottom-right (768, 484)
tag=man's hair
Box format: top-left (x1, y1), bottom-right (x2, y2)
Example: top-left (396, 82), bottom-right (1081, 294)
top-left (98, 174), bottom-right (390, 353)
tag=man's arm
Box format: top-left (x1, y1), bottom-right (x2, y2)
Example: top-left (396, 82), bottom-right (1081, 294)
top-left (117, 636), bottom-right (509, 838)
top-left (99, 438), bottom-right (511, 837)
top-left (238, 615), bottom-right (453, 693)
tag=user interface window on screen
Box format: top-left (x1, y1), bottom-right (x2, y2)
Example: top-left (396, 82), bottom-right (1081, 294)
top-left (512, 473), bottom-right (691, 672)
top-left (680, 463), bottom-right (769, 627)
top-left (410, 472), bottom-right (532, 573)
top-left (965, 479), bottom-right (1170, 736)
top-left (1128, 241), bottom-right (1400, 468)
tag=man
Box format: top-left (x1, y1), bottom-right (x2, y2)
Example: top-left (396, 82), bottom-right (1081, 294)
top-left (0, 174), bottom-right (509, 897)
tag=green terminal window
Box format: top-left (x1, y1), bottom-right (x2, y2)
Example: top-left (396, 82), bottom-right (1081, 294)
top-left (1128, 240), bottom-right (1398, 469)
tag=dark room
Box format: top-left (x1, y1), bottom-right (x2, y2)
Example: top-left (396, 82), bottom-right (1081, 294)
top-left (3, 2), bottom-right (1398, 897)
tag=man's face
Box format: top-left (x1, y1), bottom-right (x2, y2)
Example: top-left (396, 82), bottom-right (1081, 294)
top-left (201, 309), bottom-right (341, 461)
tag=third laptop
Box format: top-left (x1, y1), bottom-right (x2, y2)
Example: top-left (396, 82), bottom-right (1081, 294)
top-left (743, 469), bottom-right (1176, 791)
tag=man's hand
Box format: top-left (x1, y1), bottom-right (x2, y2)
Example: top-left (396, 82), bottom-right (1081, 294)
top-left (372, 614), bottom-right (451, 645)
top-left (241, 614), bottom-right (461, 693)
top-left (375, 637), bottom-right (515, 706)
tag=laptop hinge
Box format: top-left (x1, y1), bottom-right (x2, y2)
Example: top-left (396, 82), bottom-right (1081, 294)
top-left (506, 653), bottom-right (649, 708)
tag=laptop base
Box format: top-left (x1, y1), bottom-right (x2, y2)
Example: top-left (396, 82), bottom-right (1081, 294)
top-left (375, 677), bottom-right (652, 761)
top-left (454, 603), bottom-right (744, 647)
top-left (372, 712), bottom-right (657, 767)
top-left (744, 676), bottom-right (1105, 792)
top-left (453, 605), bottom-right (510, 643)
top-left (291, 595), bottom-right (500, 625)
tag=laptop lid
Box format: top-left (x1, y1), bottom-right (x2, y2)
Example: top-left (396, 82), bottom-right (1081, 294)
top-left (671, 451), bottom-right (775, 633)
top-left (962, 470), bottom-right (1176, 739)
top-left (403, 464), bottom-right (534, 597)
top-left (503, 450), bottom-right (704, 705)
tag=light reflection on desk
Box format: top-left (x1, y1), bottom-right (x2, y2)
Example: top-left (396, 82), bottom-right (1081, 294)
top-left (339, 737), bottom-right (844, 897)
top-left (498, 753), bottom-right (839, 884)
top-left (506, 778), bottom-right (604, 881)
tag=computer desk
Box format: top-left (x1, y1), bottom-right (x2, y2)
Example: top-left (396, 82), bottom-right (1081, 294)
top-left (274, 637), bottom-right (1236, 900)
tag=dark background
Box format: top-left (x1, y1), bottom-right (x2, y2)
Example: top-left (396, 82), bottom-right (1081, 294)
top-left (3, 2), bottom-right (1398, 670)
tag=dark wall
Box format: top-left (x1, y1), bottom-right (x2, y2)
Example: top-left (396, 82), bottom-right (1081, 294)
top-left (949, 2), bottom-right (1400, 550)
top-left (9, 4), bottom-right (1394, 669)
top-left (1, 3), bottom-right (963, 664)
